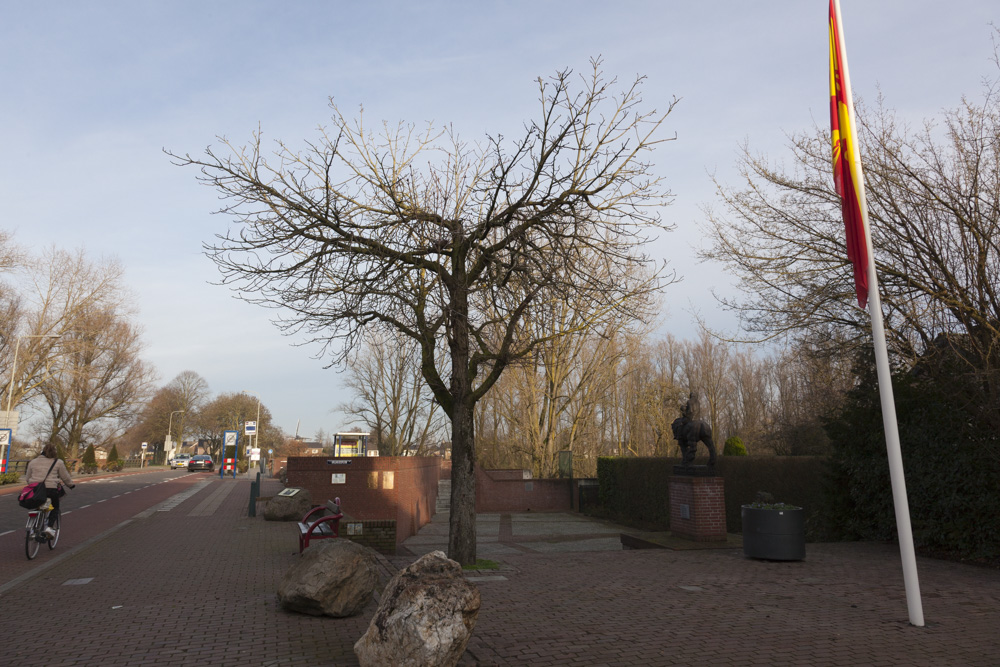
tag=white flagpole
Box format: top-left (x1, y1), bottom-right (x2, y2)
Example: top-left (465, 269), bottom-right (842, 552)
top-left (833, 0), bottom-right (924, 627)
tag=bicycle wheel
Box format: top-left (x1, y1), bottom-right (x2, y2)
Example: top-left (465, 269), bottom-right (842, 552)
top-left (47, 511), bottom-right (60, 550)
top-left (25, 514), bottom-right (42, 560)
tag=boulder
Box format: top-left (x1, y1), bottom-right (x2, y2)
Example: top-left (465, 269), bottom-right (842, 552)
top-left (277, 539), bottom-right (378, 617)
top-left (354, 550), bottom-right (480, 667)
top-left (264, 488), bottom-right (312, 521)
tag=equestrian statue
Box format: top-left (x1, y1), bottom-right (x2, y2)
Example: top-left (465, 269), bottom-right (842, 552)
top-left (670, 393), bottom-right (717, 467)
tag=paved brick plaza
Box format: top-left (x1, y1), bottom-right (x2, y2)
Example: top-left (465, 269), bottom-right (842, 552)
top-left (1, 475), bottom-right (997, 666)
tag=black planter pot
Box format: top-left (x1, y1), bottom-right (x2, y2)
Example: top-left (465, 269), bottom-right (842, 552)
top-left (741, 506), bottom-right (805, 561)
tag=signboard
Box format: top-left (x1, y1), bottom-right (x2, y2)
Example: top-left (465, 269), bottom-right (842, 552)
top-left (244, 421), bottom-right (256, 435)
top-left (331, 473), bottom-right (346, 484)
top-left (250, 448), bottom-right (261, 462)
top-left (141, 442), bottom-right (148, 449)
top-left (277, 488), bottom-right (300, 497)
top-left (221, 430), bottom-right (238, 478)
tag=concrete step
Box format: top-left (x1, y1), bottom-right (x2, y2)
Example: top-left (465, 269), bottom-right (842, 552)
top-left (436, 478), bottom-right (451, 512)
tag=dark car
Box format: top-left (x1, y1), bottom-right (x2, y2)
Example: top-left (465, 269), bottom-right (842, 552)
top-left (187, 455), bottom-right (215, 472)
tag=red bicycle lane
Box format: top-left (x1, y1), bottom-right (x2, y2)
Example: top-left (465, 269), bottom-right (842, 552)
top-left (0, 472), bottom-right (210, 589)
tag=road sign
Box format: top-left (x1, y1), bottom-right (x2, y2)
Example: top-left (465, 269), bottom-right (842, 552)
top-left (245, 421), bottom-right (256, 435)
top-left (250, 448), bottom-right (261, 462)
top-left (224, 432), bottom-right (238, 448)
top-left (141, 442), bottom-right (148, 449)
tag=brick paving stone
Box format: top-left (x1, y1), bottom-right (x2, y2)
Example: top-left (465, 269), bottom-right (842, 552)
top-left (3, 475), bottom-right (1000, 666)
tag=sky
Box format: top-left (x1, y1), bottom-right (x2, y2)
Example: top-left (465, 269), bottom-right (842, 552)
top-left (1, 1), bottom-right (996, 438)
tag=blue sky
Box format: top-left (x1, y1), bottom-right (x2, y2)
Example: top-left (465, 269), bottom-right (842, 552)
top-left (2, 1), bottom-right (996, 437)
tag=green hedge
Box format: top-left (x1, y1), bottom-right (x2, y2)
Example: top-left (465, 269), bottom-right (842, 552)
top-left (594, 456), bottom-right (829, 536)
top-left (823, 363), bottom-right (1000, 562)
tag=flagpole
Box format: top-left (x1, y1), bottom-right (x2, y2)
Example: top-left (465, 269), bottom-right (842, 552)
top-left (833, 0), bottom-right (924, 627)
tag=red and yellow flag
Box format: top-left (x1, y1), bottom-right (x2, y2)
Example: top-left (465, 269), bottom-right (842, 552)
top-left (829, 0), bottom-right (869, 309)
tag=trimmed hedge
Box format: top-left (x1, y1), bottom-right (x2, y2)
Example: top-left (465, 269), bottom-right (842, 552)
top-left (594, 455), bottom-right (829, 536)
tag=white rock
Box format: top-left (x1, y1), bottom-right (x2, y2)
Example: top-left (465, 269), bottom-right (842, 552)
top-left (277, 539), bottom-right (378, 617)
top-left (354, 550), bottom-right (481, 667)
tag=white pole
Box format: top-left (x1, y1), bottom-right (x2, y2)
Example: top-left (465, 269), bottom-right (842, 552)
top-left (834, 0), bottom-right (924, 627)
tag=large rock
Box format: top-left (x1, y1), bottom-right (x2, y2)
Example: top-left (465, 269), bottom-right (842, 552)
top-left (277, 539), bottom-right (378, 617)
top-left (264, 488), bottom-right (312, 521)
top-left (354, 550), bottom-right (480, 667)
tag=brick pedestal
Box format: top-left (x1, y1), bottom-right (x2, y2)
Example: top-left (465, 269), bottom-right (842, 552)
top-left (668, 475), bottom-right (727, 542)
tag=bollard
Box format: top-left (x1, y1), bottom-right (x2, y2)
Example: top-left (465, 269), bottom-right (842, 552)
top-left (248, 479), bottom-right (258, 517)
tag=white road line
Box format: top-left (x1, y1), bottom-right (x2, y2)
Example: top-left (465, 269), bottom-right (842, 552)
top-left (79, 505), bottom-right (90, 509)
top-left (0, 530), bottom-right (13, 537)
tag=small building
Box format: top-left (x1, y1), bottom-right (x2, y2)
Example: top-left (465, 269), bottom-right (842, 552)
top-left (333, 431), bottom-right (371, 457)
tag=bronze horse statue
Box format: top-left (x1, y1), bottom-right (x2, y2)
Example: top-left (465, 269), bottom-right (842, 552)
top-left (671, 394), bottom-right (717, 467)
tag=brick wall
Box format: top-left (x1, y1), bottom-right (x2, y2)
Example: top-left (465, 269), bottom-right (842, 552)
top-left (341, 519), bottom-right (397, 554)
top-left (668, 475), bottom-right (727, 542)
top-left (286, 456), bottom-right (439, 544)
top-left (475, 466), bottom-right (574, 512)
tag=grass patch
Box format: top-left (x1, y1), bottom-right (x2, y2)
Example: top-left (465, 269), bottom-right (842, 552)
top-left (462, 558), bottom-right (500, 571)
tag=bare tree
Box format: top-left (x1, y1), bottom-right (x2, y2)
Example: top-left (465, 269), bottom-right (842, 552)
top-left (173, 61), bottom-right (678, 564)
top-left (339, 329), bottom-right (443, 456)
top-left (164, 370), bottom-right (210, 450)
top-left (37, 304), bottom-right (156, 457)
top-left (702, 81), bottom-right (1000, 389)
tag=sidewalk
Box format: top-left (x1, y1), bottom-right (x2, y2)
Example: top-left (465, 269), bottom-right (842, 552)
top-left (1, 476), bottom-right (998, 666)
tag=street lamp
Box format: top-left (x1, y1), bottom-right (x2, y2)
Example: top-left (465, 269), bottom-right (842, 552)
top-left (242, 390), bottom-right (260, 475)
top-left (1, 334), bottom-right (61, 470)
top-left (166, 410), bottom-right (185, 464)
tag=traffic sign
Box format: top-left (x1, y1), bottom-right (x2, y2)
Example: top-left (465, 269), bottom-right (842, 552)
top-left (141, 442), bottom-right (148, 449)
top-left (245, 421), bottom-right (256, 435)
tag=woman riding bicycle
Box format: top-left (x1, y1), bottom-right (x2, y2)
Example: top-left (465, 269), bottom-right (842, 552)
top-left (25, 443), bottom-right (75, 538)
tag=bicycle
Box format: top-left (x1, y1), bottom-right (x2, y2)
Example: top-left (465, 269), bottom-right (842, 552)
top-left (25, 493), bottom-right (62, 560)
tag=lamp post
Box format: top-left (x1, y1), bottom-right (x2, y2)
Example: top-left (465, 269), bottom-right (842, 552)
top-left (166, 410), bottom-right (185, 465)
top-left (2, 333), bottom-right (61, 468)
top-left (242, 390), bottom-right (260, 475)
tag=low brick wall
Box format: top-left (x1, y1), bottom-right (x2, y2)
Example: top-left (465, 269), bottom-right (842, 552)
top-left (341, 519), bottom-right (397, 554)
top-left (475, 466), bottom-right (574, 512)
top-left (286, 455), bottom-right (439, 544)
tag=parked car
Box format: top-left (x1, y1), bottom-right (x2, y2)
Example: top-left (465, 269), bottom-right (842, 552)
top-left (187, 455), bottom-right (215, 472)
top-left (170, 454), bottom-right (192, 470)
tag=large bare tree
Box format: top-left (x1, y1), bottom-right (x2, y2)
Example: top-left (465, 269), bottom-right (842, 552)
top-left (173, 62), bottom-right (677, 564)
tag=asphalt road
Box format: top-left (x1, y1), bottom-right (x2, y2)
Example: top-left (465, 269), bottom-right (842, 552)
top-left (0, 469), bottom-right (213, 589)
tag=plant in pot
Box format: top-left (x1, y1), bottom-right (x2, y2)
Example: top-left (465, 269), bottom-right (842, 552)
top-left (741, 491), bottom-right (805, 561)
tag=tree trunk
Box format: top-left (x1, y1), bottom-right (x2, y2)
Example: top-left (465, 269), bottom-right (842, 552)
top-left (448, 401), bottom-right (477, 566)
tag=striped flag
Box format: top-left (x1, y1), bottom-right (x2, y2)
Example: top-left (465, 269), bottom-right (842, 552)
top-left (829, 0), bottom-right (869, 309)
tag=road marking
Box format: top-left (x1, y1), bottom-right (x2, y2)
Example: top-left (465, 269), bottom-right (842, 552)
top-left (0, 530), bottom-right (13, 537)
top-left (79, 505), bottom-right (91, 509)
top-left (63, 578), bottom-right (93, 586)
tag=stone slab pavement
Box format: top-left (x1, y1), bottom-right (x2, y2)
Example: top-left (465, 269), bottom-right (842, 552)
top-left (1, 475), bottom-right (998, 666)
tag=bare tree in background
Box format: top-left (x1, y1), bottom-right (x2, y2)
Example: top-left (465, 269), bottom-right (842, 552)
top-left (173, 61), bottom-right (678, 564)
top-left (38, 305), bottom-right (156, 457)
top-left (2, 247), bottom-right (129, 422)
top-left (339, 329), bottom-right (443, 456)
top-left (164, 370), bottom-right (210, 450)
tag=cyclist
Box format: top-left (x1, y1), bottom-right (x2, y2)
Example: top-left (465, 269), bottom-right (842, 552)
top-left (25, 443), bottom-right (75, 538)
